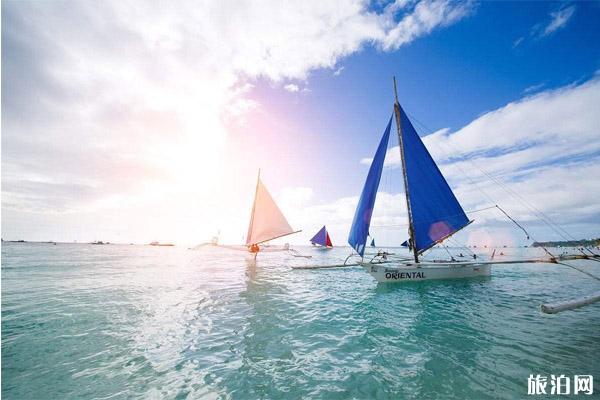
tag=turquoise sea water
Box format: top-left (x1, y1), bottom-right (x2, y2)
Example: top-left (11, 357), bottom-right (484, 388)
top-left (2, 242), bottom-right (600, 399)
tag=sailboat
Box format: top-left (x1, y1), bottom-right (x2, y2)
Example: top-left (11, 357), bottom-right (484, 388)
top-left (370, 238), bottom-right (376, 247)
top-left (348, 78), bottom-right (493, 282)
top-left (246, 170), bottom-right (300, 255)
top-left (310, 226), bottom-right (333, 249)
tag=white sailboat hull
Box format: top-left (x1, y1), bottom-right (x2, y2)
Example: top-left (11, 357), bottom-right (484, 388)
top-left (361, 261), bottom-right (492, 283)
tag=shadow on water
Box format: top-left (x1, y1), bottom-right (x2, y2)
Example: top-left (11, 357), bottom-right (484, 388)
top-left (373, 275), bottom-right (492, 295)
top-left (354, 276), bottom-right (497, 399)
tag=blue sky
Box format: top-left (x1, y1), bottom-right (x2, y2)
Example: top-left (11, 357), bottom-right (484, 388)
top-left (2, 1), bottom-right (600, 245)
top-left (243, 1), bottom-right (600, 198)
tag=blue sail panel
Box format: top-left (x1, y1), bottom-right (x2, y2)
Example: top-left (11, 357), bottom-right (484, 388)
top-left (310, 226), bottom-right (327, 246)
top-left (399, 105), bottom-right (469, 253)
top-left (348, 116), bottom-right (392, 256)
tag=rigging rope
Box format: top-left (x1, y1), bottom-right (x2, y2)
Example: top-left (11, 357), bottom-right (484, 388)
top-left (495, 205), bottom-right (530, 240)
top-left (404, 111), bottom-right (596, 258)
top-left (556, 261), bottom-right (600, 282)
top-left (442, 244), bottom-right (456, 261)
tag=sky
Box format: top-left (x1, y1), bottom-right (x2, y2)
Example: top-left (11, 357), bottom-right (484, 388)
top-left (2, 0), bottom-right (600, 247)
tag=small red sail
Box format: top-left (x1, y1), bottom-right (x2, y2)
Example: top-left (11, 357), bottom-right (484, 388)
top-left (310, 225), bottom-right (333, 248)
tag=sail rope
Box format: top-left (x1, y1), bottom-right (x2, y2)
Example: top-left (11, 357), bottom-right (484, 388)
top-left (370, 205), bottom-right (529, 232)
top-left (494, 205), bottom-right (530, 240)
top-left (442, 244), bottom-right (456, 261)
top-left (446, 235), bottom-right (477, 258)
top-left (556, 261), bottom-right (600, 282)
top-left (404, 111), bottom-right (597, 257)
top-left (465, 205), bottom-right (498, 214)
top-left (439, 145), bottom-right (595, 255)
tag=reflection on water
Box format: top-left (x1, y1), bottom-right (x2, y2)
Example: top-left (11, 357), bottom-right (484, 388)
top-left (2, 243), bottom-right (599, 399)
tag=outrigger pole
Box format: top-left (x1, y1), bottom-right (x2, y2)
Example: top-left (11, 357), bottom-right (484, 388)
top-left (393, 76), bottom-right (419, 263)
top-left (541, 291), bottom-right (600, 314)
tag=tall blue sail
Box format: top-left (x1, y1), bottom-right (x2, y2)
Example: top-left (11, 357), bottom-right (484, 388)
top-left (310, 226), bottom-right (327, 246)
top-left (399, 105), bottom-right (470, 253)
top-left (348, 116), bottom-right (392, 256)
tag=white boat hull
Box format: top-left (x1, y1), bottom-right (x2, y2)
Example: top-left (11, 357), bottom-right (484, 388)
top-left (361, 261), bottom-right (492, 283)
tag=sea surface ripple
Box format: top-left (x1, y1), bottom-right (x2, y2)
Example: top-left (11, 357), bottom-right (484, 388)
top-left (2, 243), bottom-right (600, 399)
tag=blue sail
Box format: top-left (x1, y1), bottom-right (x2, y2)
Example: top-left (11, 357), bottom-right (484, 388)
top-left (399, 105), bottom-right (470, 253)
top-left (348, 116), bottom-right (392, 256)
top-left (310, 226), bottom-right (327, 246)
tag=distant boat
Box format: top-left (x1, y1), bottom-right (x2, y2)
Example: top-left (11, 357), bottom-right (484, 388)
top-left (246, 170), bottom-right (300, 255)
top-left (310, 226), bottom-right (333, 249)
top-left (370, 238), bottom-right (376, 247)
top-left (150, 241), bottom-right (174, 247)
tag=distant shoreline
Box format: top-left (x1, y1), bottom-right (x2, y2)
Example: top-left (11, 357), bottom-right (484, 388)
top-left (532, 238), bottom-right (599, 248)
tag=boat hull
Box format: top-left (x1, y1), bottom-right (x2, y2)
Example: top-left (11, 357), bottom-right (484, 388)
top-left (362, 262), bottom-right (491, 283)
top-left (312, 246), bottom-right (333, 251)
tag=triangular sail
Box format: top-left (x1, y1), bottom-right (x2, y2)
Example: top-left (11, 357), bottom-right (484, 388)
top-left (310, 226), bottom-right (328, 247)
top-left (348, 116), bottom-right (392, 256)
top-left (326, 232), bottom-right (332, 247)
top-left (370, 238), bottom-right (376, 247)
top-left (398, 105), bottom-right (470, 253)
top-left (246, 178), bottom-right (295, 245)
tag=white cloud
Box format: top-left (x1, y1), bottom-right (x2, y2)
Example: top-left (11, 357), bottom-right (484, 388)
top-left (1, 0), bottom-right (474, 243)
top-left (351, 77), bottom-right (600, 244)
top-left (523, 83), bottom-right (545, 94)
top-left (512, 36), bottom-right (524, 48)
top-left (333, 66), bottom-right (345, 76)
top-left (514, 5), bottom-right (576, 47)
top-left (283, 83), bottom-right (300, 93)
top-left (366, 78), bottom-right (600, 175)
top-left (379, 0), bottom-right (474, 50)
top-left (279, 186), bottom-right (314, 210)
top-left (542, 5), bottom-right (576, 37)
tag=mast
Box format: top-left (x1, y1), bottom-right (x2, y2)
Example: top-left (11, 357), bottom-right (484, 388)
top-left (246, 168), bottom-right (261, 245)
top-left (393, 77), bottom-right (419, 263)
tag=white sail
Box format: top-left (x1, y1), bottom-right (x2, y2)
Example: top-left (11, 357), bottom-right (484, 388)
top-left (246, 178), bottom-right (295, 245)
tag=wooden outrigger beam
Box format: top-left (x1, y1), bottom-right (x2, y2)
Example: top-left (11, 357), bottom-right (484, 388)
top-left (291, 263), bottom-right (362, 270)
top-left (541, 292), bottom-right (600, 314)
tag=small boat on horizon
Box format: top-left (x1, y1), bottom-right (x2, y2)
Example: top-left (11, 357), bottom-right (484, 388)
top-left (309, 225), bottom-right (333, 249)
top-left (149, 241), bottom-right (174, 247)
